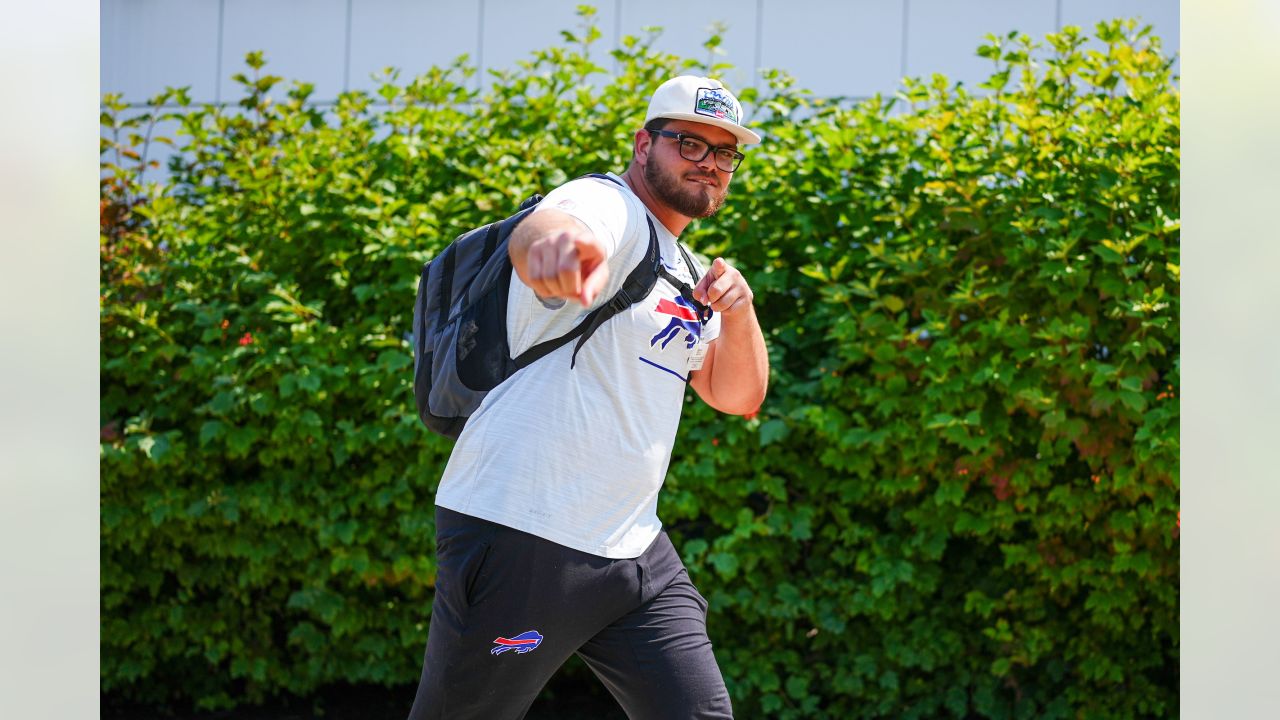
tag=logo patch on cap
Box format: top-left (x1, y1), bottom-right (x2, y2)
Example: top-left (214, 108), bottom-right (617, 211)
top-left (694, 87), bottom-right (738, 124)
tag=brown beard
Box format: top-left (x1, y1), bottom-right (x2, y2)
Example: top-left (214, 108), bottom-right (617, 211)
top-left (643, 155), bottom-right (728, 218)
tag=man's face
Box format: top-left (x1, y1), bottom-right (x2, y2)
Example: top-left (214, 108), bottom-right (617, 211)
top-left (642, 120), bottom-right (740, 219)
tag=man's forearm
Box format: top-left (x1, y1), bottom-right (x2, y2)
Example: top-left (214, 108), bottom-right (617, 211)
top-left (707, 306), bottom-right (769, 414)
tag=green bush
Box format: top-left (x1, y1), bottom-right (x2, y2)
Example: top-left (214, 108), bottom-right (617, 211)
top-left (101, 11), bottom-right (1178, 717)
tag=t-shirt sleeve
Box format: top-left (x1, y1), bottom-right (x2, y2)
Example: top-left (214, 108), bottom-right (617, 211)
top-left (533, 177), bottom-right (632, 261)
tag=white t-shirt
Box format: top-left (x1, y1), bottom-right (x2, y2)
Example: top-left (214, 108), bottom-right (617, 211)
top-left (433, 173), bottom-right (721, 558)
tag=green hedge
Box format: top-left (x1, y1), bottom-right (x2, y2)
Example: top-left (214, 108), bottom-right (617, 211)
top-left (101, 12), bottom-right (1178, 718)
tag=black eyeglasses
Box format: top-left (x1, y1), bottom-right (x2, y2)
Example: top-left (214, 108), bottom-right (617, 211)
top-left (648, 129), bottom-right (745, 173)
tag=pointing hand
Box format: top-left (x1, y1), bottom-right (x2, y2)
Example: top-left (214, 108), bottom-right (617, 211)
top-left (524, 229), bottom-right (610, 306)
top-left (693, 257), bottom-right (754, 316)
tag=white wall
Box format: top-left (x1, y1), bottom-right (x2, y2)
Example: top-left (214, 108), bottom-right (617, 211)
top-left (101, 0), bottom-right (1179, 106)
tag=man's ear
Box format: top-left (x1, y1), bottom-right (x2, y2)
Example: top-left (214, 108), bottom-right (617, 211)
top-left (633, 128), bottom-right (653, 164)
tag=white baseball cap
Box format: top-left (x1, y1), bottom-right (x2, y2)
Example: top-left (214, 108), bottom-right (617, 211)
top-left (644, 75), bottom-right (761, 145)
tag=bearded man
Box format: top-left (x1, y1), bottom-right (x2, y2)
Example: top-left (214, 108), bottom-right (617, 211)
top-left (408, 75), bottom-right (769, 720)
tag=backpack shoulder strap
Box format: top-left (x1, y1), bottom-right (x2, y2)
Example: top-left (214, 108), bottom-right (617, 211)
top-left (656, 243), bottom-right (714, 325)
top-left (564, 215), bottom-right (663, 368)
top-left (676, 242), bottom-right (701, 279)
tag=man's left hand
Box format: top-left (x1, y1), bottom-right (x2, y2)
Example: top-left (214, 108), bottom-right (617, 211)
top-left (693, 258), bottom-right (754, 317)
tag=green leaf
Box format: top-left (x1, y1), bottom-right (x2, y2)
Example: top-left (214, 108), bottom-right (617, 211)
top-left (139, 435), bottom-right (171, 461)
top-left (1092, 244), bottom-right (1124, 263)
top-left (708, 552), bottom-right (739, 579)
top-left (1118, 390), bottom-right (1148, 413)
top-left (199, 421), bottom-right (225, 445)
top-left (225, 426), bottom-right (260, 457)
top-left (208, 391), bottom-right (236, 415)
top-left (759, 419), bottom-right (789, 447)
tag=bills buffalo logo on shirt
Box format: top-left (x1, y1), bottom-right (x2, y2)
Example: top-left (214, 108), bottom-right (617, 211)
top-left (651, 296), bottom-right (703, 350)
top-left (491, 630), bottom-right (544, 656)
top-left (639, 295), bottom-right (706, 382)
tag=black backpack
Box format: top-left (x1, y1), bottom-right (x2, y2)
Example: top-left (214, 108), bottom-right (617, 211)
top-left (412, 174), bottom-right (710, 438)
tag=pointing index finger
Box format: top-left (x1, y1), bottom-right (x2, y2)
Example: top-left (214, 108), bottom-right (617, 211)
top-left (694, 257), bottom-right (722, 303)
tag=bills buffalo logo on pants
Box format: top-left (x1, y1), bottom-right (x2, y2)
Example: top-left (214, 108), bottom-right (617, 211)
top-left (651, 297), bottom-right (703, 350)
top-left (491, 630), bottom-right (544, 656)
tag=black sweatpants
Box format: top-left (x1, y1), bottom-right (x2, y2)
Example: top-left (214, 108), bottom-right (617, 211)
top-left (406, 507), bottom-right (733, 720)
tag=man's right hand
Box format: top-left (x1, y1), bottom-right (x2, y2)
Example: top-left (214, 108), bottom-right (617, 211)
top-left (510, 211), bottom-right (610, 306)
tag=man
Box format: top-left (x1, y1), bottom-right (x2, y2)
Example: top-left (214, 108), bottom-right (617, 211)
top-left (407, 75), bottom-right (768, 720)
